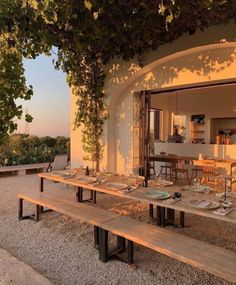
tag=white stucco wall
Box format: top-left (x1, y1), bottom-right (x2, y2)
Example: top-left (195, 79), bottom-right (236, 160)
top-left (71, 23), bottom-right (236, 173)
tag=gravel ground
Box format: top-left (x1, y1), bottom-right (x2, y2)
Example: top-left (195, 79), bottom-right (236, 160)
top-left (0, 174), bottom-right (235, 285)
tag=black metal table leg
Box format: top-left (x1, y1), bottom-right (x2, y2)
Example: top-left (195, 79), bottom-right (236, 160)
top-left (18, 198), bottom-right (23, 220)
top-left (171, 209), bottom-right (175, 220)
top-left (90, 190), bottom-right (97, 204)
top-left (127, 240), bottom-right (134, 264)
top-left (76, 186), bottom-right (83, 202)
top-left (157, 206), bottom-right (162, 226)
top-left (40, 177), bottom-right (44, 213)
top-left (180, 211), bottom-right (185, 227)
top-left (99, 228), bottom-right (109, 262)
top-left (149, 204), bottom-right (154, 218)
top-left (93, 191), bottom-right (96, 204)
top-left (161, 207), bottom-right (166, 227)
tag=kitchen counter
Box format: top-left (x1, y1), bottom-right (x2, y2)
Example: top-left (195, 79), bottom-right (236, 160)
top-left (154, 142), bottom-right (236, 161)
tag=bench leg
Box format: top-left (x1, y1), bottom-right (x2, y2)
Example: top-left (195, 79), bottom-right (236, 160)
top-left (18, 199), bottom-right (40, 222)
top-left (35, 204), bottom-right (40, 222)
top-left (18, 198), bottom-right (23, 220)
top-left (94, 226), bottom-right (99, 248)
top-left (99, 228), bottom-right (109, 262)
top-left (127, 240), bottom-right (134, 264)
top-left (149, 204), bottom-right (154, 218)
top-left (117, 236), bottom-right (126, 252)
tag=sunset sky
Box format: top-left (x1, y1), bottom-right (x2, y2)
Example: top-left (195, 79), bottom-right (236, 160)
top-left (17, 53), bottom-right (70, 138)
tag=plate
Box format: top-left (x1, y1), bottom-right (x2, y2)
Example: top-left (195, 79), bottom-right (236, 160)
top-left (50, 171), bottom-right (76, 179)
top-left (145, 191), bottom-right (170, 200)
top-left (153, 179), bottom-right (174, 187)
top-left (188, 199), bottom-right (219, 209)
top-left (183, 185), bottom-right (211, 193)
top-left (75, 176), bottom-right (97, 184)
top-left (104, 182), bottom-right (128, 190)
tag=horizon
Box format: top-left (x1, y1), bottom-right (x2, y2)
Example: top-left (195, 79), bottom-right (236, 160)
top-left (16, 53), bottom-right (70, 138)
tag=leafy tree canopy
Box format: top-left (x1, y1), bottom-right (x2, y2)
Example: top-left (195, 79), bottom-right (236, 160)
top-left (0, 0), bottom-right (235, 168)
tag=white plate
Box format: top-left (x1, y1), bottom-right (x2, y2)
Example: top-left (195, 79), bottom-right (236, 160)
top-left (75, 176), bottom-right (97, 184)
top-left (145, 191), bottom-right (170, 200)
top-left (184, 185), bottom-right (211, 193)
top-left (188, 199), bottom-right (219, 209)
top-left (104, 182), bottom-right (128, 190)
top-left (153, 179), bottom-right (174, 187)
top-left (51, 171), bottom-right (75, 179)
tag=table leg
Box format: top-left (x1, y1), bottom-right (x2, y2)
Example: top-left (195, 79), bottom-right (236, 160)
top-left (39, 177), bottom-right (44, 213)
top-left (161, 207), bottom-right (166, 227)
top-left (156, 206), bottom-right (162, 226)
top-left (76, 187), bottom-right (83, 202)
top-left (149, 204), bottom-right (154, 218)
top-left (180, 211), bottom-right (185, 228)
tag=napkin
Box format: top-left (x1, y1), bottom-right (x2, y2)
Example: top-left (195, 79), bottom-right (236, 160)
top-left (213, 208), bottom-right (233, 216)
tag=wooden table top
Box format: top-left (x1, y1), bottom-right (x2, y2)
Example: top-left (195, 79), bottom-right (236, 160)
top-left (38, 172), bottom-right (236, 225)
top-left (150, 154), bottom-right (197, 162)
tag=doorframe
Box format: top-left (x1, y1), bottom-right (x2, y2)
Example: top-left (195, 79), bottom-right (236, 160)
top-left (141, 77), bottom-right (236, 186)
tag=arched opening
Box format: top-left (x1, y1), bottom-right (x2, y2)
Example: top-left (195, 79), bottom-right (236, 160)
top-left (107, 42), bottom-right (236, 174)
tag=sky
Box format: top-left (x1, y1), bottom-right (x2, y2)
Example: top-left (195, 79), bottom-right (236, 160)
top-left (17, 53), bottom-right (70, 138)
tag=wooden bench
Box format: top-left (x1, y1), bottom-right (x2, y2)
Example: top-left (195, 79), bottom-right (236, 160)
top-left (0, 163), bottom-right (48, 176)
top-left (17, 192), bottom-right (236, 283)
top-left (17, 193), bottom-right (128, 261)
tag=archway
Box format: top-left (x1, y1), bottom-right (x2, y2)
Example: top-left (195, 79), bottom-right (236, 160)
top-left (107, 42), bottom-right (236, 174)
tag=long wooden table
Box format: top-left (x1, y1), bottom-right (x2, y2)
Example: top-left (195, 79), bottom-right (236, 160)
top-left (150, 154), bottom-right (196, 163)
top-left (38, 172), bottom-right (236, 227)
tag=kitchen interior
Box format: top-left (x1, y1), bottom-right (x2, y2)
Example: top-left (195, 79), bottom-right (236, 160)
top-left (150, 84), bottom-right (236, 161)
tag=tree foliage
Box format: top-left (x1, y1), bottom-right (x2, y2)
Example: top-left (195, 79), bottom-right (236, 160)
top-left (0, 0), bottom-right (236, 169)
top-left (0, 134), bottom-right (69, 166)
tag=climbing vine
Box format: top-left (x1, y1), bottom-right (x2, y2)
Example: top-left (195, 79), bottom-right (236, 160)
top-left (1, 0), bottom-right (236, 169)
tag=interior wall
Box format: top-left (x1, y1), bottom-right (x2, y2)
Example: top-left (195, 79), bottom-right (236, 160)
top-left (151, 86), bottom-right (236, 144)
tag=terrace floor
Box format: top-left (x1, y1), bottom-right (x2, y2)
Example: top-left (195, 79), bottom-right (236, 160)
top-left (0, 175), bottom-right (235, 285)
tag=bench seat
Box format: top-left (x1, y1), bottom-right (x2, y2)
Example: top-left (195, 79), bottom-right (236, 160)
top-left (101, 216), bottom-right (236, 283)
top-left (17, 192), bottom-right (236, 284)
top-left (17, 192), bottom-right (119, 227)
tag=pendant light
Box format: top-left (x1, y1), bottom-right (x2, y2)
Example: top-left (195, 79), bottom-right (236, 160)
top-left (173, 92), bottom-right (179, 116)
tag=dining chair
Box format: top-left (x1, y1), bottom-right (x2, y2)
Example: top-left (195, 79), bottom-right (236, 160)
top-left (172, 159), bottom-right (190, 185)
top-left (190, 163), bottom-right (203, 184)
top-left (149, 161), bottom-right (156, 176)
top-left (200, 160), bottom-right (222, 191)
top-left (46, 154), bottom-right (70, 172)
top-left (157, 154), bottom-right (176, 181)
